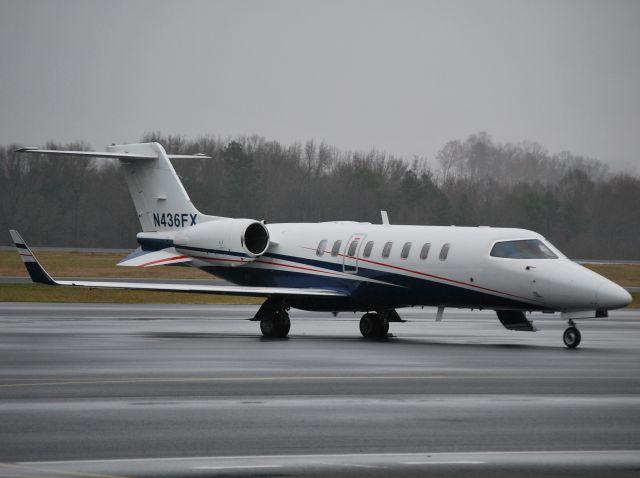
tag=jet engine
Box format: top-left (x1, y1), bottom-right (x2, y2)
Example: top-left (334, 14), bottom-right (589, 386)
top-left (174, 218), bottom-right (270, 265)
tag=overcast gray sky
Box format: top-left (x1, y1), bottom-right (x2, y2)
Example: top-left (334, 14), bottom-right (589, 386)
top-left (1, 0), bottom-right (639, 169)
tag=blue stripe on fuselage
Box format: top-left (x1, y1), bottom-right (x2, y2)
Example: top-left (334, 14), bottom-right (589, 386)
top-left (169, 244), bottom-right (542, 311)
top-left (200, 260), bottom-right (542, 311)
top-left (261, 250), bottom-right (535, 307)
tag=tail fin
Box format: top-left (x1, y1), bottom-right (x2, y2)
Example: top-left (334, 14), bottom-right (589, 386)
top-left (9, 230), bottom-right (56, 285)
top-left (106, 142), bottom-right (220, 231)
top-left (16, 142), bottom-right (221, 232)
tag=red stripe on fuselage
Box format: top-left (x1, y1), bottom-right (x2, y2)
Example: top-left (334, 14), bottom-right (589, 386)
top-left (302, 246), bottom-right (542, 304)
top-left (189, 247), bottom-right (541, 305)
top-left (139, 255), bottom-right (190, 267)
top-left (192, 255), bottom-right (246, 264)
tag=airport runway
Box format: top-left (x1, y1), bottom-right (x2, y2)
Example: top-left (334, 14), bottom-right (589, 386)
top-left (0, 303), bottom-right (639, 477)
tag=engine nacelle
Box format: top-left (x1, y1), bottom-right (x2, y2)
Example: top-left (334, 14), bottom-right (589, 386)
top-left (174, 218), bottom-right (270, 265)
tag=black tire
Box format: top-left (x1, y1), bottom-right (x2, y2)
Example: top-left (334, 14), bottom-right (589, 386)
top-left (377, 318), bottom-right (389, 337)
top-left (563, 326), bottom-right (581, 348)
top-left (260, 312), bottom-right (290, 338)
top-left (276, 313), bottom-right (291, 338)
top-left (260, 318), bottom-right (278, 338)
top-left (360, 313), bottom-right (377, 338)
top-left (360, 313), bottom-right (388, 339)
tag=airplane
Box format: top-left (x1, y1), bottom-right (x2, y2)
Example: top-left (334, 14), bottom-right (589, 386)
top-left (10, 142), bottom-right (632, 348)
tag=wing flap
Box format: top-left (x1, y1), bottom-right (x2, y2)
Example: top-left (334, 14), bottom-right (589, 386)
top-left (117, 247), bottom-right (192, 267)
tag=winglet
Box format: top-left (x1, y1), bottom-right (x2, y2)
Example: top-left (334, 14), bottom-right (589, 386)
top-left (8, 230), bottom-right (56, 285)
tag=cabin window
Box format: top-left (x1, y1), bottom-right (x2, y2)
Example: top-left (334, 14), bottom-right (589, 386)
top-left (363, 241), bottom-right (374, 258)
top-left (347, 240), bottom-right (359, 257)
top-left (420, 242), bottom-right (431, 260)
top-left (331, 240), bottom-right (342, 257)
top-left (316, 239), bottom-right (327, 257)
top-left (490, 239), bottom-right (558, 259)
top-left (382, 241), bottom-right (393, 258)
top-left (401, 242), bottom-right (412, 259)
top-left (439, 243), bottom-right (450, 261)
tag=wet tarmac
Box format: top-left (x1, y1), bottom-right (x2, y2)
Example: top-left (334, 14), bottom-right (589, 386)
top-left (0, 303), bottom-right (639, 477)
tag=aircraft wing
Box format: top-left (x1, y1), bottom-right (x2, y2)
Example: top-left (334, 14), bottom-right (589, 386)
top-left (9, 230), bottom-right (347, 298)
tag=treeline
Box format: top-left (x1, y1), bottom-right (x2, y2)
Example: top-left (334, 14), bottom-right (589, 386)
top-left (1, 132), bottom-right (638, 259)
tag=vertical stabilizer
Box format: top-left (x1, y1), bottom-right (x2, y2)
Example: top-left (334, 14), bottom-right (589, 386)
top-left (106, 142), bottom-right (219, 231)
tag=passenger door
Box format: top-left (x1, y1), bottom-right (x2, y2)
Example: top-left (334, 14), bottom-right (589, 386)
top-left (343, 234), bottom-right (366, 274)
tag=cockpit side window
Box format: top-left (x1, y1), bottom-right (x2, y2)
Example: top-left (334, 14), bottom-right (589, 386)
top-left (490, 239), bottom-right (558, 259)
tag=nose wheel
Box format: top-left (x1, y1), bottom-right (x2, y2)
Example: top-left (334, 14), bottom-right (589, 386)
top-left (563, 320), bottom-right (581, 348)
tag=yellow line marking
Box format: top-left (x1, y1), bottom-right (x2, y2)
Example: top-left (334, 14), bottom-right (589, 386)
top-left (0, 475), bottom-right (54, 478)
top-left (0, 463), bottom-right (131, 478)
top-left (403, 460), bottom-right (484, 465)
top-left (0, 474), bottom-right (55, 478)
top-left (192, 465), bottom-right (282, 470)
top-left (1, 374), bottom-right (637, 389)
top-left (0, 376), bottom-right (445, 388)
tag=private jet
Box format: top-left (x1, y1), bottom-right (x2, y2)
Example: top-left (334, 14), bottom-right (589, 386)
top-left (11, 142), bottom-right (632, 348)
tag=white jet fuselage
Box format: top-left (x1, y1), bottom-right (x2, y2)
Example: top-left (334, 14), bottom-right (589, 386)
top-left (173, 221), bottom-right (630, 313)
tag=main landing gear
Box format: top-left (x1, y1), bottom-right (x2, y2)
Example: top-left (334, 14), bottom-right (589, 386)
top-left (563, 319), bottom-right (582, 349)
top-left (359, 312), bottom-right (389, 339)
top-left (254, 297), bottom-right (290, 338)
top-left (359, 310), bottom-right (404, 339)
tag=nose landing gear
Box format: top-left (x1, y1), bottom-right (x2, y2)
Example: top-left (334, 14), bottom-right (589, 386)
top-left (563, 319), bottom-right (581, 349)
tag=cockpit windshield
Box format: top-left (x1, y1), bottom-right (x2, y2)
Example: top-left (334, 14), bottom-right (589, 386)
top-left (490, 239), bottom-right (558, 259)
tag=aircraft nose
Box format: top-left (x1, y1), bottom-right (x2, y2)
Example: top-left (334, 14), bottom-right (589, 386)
top-left (596, 282), bottom-right (632, 310)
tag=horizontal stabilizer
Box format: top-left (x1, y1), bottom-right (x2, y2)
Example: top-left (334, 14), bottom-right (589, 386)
top-left (118, 247), bottom-right (192, 267)
top-left (18, 143), bottom-right (221, 232)
top-left (15, 147), bottom-right (211, 160)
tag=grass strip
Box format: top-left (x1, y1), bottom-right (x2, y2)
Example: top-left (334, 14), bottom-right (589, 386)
top-left (1, 250), bottom-right (638, 307)
top-left (2, 251), bottom-right (639, 285)
top-left (0, 251), bottom-right (212, 279)
top-left (582, 263), bottom-right (640, 287)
